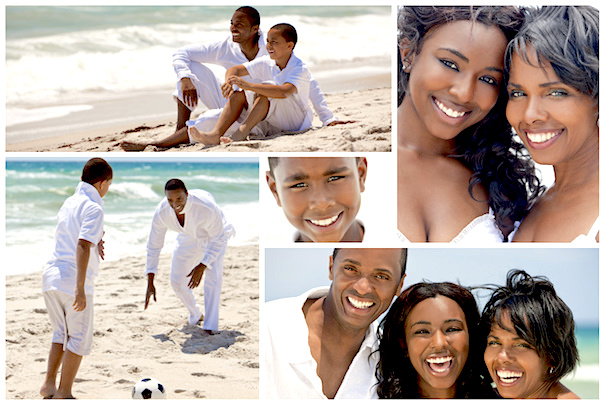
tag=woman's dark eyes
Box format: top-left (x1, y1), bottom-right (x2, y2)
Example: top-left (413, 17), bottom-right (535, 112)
top-left (440, 59), bottom-right (459, 71)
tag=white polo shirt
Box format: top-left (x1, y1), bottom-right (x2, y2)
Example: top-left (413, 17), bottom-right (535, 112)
top-left (42, 182), bottom-right (105, 296)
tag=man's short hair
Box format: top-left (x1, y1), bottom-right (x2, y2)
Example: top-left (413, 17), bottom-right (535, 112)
top-left (271, 23), bottom-right (298, 47)
top-left (81, 158), bottom-right (112, 185)
top-left (332, 248), bottom-right (408, 280)
top-left (236, 6), bottom-right (260, 27)
top-left (165, 178), bottom-right (188, 193)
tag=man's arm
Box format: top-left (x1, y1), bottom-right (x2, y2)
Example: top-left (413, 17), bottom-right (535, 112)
top-left (144, 208), bottom-right (168, 309)
top-left (73, 239), bottom-right (93, 311)
top-left (145, 273), bottom-right (156, 309)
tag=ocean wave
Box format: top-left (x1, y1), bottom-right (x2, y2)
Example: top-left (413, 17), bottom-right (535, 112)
top-left (108, 182), bottom-right (162, 200)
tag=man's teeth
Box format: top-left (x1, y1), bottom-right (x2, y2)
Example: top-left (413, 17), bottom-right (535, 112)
top-left (427, 356), bottom-right (453, 364)
top-left (526, 131), bottom-right (560, 143)
top-left (497, 370), bottom-right (523, 382)
top-left (309, 214), bottom-right (339, 227)
top-left (435, 99), bottom-right (468, 118)
top-left (348, 297), bottom-right (374, 309)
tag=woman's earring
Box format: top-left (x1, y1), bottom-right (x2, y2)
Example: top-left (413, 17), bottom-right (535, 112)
top-left (548, 367), bottom-right (554, 374)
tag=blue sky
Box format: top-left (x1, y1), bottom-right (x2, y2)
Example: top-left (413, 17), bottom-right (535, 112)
top-left (265, 247), bottom-right (598, 326)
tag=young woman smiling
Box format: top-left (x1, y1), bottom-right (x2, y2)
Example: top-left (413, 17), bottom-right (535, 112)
top-left (505, 6), bottom-right (599, 242)
top-left (376, 282), bottom-right (494, 398)
top-left (397, 7), bottom-right (541, 243)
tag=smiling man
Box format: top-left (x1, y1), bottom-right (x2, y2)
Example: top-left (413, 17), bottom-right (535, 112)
top-left (143, 179), bottom-right (234, 334)
top-left (263, 248), bottom-right (407, 399)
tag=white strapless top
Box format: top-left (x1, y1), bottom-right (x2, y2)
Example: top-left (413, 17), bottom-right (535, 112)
top-left (397, 209), bottom-right (503, 243)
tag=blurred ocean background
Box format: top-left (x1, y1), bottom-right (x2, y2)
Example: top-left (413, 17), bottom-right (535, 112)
top-left (6, 6), bottom-right (391, 142)
top-left (5, 157), bottom-right (259, 276)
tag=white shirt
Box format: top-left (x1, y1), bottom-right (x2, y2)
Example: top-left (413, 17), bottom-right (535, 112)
top-left (244, 53), bottom-right (313, 131)
top-left (173, 34), bottom-right (336, 126)
top-left (43, 182), bottom-right (104, 296)
top-left (145, 189), bottom-right (234, 274)
top-left (263, 287), bottom-right (380, 399)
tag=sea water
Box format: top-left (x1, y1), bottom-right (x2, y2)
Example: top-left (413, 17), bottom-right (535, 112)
top-left (6, 6), bottom-right (390, 117)
top-left (5, 157), bottom-right (259, 276)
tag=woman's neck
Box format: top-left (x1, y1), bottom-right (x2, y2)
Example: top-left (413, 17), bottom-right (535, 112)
top-left (398, 97), bottom-right (456, 157)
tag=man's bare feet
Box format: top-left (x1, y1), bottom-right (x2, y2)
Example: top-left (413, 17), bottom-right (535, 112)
top-left (120, 141), bottom-right (149, 151)
top-left (189, 127), bottom-right (220, 145)
top-left (220, 136), bottom-right (234, 144)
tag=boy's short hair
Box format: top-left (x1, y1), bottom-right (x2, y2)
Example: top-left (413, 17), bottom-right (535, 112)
top-left (81, 158), bottom-right (113, 185)
top-left (165, 178), bottom-right (188, 193)
top-left (268, 156), bottom-right (361, 178)
top-left (271, 23), bottom-right (298, 47)
top-left (236, 6), bottom-right (260, 27)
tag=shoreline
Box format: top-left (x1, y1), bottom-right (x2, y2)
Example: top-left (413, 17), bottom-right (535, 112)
top-left (5, 245), bottom-right (259, 399)
top-left (7, 85), bottom-right (392, 153)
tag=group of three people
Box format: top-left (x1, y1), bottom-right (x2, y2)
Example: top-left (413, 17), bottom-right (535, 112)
top-left (263, 248), bottom-right (579, 399)
top-left (397, 5), bottom-right (599, 243)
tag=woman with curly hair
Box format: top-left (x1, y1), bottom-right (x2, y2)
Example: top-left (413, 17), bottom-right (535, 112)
top-left (481, 270), bottom-right (579, 398)
top-left (397, 6), bottom-right (542, 242)
top-left (505, 6), bottom-right (599, 242)
top-left (377, 282), bottom-right (494, 398)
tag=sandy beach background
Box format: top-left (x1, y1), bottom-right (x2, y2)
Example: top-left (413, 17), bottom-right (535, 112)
top-left (5, 245), bottom-right (259, 400)
top-left (6, 6), bottom-right (392, 152)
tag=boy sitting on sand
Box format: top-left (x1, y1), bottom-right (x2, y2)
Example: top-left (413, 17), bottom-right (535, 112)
top-left (40, 158), bottom-right (112, 399)
top-left (190, 23), bottom-right (314, 145)
top-left (266, 157), bottom-right (368, 242)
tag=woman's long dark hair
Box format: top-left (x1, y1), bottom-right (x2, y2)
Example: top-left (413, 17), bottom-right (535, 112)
top-left (376, 282), bottom-right (494, 398)
top-left (398, 7), bottom-right (543, 236)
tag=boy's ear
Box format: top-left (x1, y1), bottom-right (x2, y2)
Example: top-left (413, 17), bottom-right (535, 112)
top-left (266, 171), bottom-right (282, 207)
top-left (399, 38), bottom-right (414, 72)
top-left (357, 157), bottom-right (368, 193)
top-left (328, 255), bottom-right (334, 281)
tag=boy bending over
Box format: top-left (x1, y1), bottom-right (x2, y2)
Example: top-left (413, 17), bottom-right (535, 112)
top-left (40, 158), bottom-right (112, 399)
top-left (190, 23), bottom-right (313, 145)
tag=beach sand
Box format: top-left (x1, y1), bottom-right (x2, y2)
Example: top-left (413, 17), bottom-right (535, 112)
top-left (5, 244), bottom-right (259, 400)
top-left (7, 87), bottom-right (391, 153)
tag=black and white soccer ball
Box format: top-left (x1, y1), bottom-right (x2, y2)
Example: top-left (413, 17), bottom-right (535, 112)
top-left (132, 378), bottom-right (166, 399)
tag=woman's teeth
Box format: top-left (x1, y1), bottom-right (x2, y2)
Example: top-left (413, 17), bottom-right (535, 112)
top-left (435, 99), bottom-right (468, 118)
top-left (497, 369), bottom-right (523, 383)
top-left (526, 131), bottom-right (560, 143)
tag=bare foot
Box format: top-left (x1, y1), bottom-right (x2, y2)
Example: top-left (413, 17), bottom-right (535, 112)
top-left (189, 127), bottom-right (220, 145)
top-left (40, 382), bottom-right (56, 399)
top-left (203, 329), bottom-right (216, 335)
top-left (220, 136), bottom-right (234, 144)
top-left (119, 141), bottom-right (148, 151)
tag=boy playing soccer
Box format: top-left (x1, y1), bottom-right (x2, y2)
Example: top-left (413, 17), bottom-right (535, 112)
top-left (266, 157), bottom-right (367, 242)
top-left (40, 158), bottom-right (112, 399)
top-left (190, 23), bottom-right (313, 145)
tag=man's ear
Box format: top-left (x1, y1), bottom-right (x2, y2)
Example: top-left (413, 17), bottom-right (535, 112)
top-left (328, 255), bottom-right (334, 281)
top-left (395, 274), bottom-right (406, 297)
top-left (357, 157), bottom-right (368, 193)
top-left (266, 171), bottom-right (282, 207)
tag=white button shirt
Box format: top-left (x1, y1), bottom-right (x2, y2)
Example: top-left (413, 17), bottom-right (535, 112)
top-left (173, 34), bottom-right (337, 126)
top-left (145, 189), bottom-right (234, 274)
top-left (263, 287), bottom-right (380, 399)
top-left (43, 182), bottom-right (105, 296)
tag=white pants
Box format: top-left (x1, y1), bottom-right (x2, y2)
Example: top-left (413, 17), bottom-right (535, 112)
top-left (170, 234), bottom-right (225, 330)
top-left (43, 290), bottom-right (94, 356)
top-left (173, 62), bottom-right (227, 112)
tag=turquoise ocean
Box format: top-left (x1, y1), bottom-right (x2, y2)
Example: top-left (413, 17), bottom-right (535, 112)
top-left (5, 158), bottom-right (259, 276)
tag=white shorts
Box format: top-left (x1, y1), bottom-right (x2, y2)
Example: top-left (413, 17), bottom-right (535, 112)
top-left (43, 290), bottom-right (94, 356)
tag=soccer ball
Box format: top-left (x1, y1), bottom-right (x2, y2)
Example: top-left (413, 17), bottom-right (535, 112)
top-left (132, 378), bottom-right (166, 399)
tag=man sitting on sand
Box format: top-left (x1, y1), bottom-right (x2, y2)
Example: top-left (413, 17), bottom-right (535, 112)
top-left (120, 7), bottom-right (341, 151)
top-left (144, 179), bottom-right (234, 334)
top-left (191, 23), bottom-right (313, 145)
top-left (40, 158), bottom-right (112, 399)
top-left (263, 248), bottom-right (407, 398)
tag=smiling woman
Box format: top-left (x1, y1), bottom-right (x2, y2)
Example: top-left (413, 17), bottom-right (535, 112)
top-left (396, 6), bottom-right (542, 243)
top-left (377, 282), bottom-right (494, 398)
top-left (481, 270), bottom-right (579, 399)
top-left (504, 6), bottom-right (599, 242)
